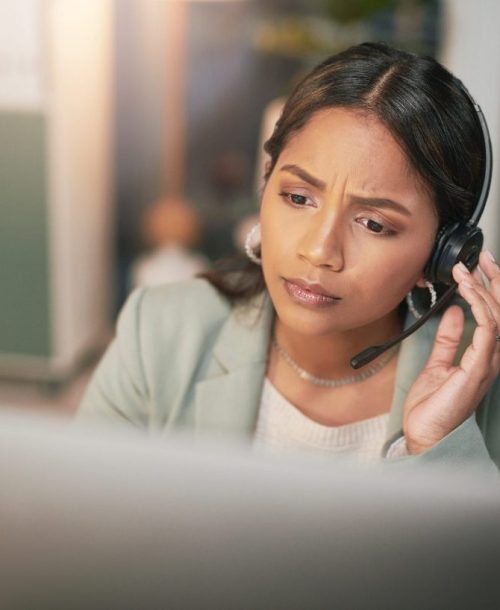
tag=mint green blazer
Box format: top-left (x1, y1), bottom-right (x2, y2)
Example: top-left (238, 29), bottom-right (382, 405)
top-left (78, 279), bottom-right (500, 471)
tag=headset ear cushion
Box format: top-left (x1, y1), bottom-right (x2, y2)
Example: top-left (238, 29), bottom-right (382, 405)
top-left (425, 224), bottom-right (456, 284)
top-left (425, 223), bottom-right (483, 285)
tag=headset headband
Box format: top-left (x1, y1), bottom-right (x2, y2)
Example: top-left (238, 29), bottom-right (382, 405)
top-left (459, 82), bottom-right (493, 226)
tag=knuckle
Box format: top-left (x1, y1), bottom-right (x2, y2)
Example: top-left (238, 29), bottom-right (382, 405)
top-left (484, 316), bottom-right (497, 332)
top-left (477, 370), bottom-right (492, 387)
top-left (476, 362), bottom-right (497, 387)
top-left (489, 274), bottom-right (500, 291)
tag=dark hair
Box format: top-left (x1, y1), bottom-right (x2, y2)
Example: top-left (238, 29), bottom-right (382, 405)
top-left (202, 42), bottom-right (486, 302)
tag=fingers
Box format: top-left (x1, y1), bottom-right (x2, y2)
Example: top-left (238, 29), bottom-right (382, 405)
top-left (451, 251), bottom-right (500, 380)
top-left (453, 256), bottom-right (500, 338)
top-left (479, 250), bottom-right (500, 301)
top-left (425, 304), bottom-right (464, 369)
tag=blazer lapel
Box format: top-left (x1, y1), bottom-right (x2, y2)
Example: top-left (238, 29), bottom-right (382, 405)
top-left (195, 292), bottom-right (274, 438)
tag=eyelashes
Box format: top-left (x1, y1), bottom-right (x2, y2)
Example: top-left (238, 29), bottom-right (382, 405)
top-left (278, 190), bottom-right (397, 237)
top-left (278, 191), bottom-right (311, 207)
top-left (355, 217), bottom-right (396, 236)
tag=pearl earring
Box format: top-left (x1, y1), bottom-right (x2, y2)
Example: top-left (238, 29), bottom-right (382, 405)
top-left (406, 281), bottom-right (437, 319)
top-left (244, 223), bottom-right (262, 265)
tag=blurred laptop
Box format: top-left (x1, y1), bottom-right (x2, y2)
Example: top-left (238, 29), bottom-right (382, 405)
top-left (1, 409), bottom-right (499, 610)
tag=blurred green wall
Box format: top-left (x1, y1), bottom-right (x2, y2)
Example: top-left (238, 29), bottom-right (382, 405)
top-left (0, 113), bottom-right (51, 357)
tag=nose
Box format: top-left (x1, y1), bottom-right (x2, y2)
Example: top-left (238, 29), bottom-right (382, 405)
top-left (297, 210), bottom-right (344, 271)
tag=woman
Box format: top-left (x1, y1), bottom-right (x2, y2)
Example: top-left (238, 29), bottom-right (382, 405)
top-left (79, 43), bottom-right (500, 469)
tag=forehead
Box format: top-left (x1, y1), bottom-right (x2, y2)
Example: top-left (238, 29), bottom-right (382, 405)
top-left (279, 107), bottom-right (429, 199)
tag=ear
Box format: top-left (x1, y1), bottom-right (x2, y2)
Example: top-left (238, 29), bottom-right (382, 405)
top-left (263, 159), bottom-right (272, 180)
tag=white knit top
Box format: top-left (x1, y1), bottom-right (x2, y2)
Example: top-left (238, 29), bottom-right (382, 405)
top-left (254, 378), bottom-right (390, 464)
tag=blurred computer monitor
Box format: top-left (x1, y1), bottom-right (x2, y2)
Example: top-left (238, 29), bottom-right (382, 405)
top-left (1, 409), bottom-right (499, 610)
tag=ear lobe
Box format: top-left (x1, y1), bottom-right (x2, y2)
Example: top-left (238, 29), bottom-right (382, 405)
top-left (415, 275), bottom-right (428, 288)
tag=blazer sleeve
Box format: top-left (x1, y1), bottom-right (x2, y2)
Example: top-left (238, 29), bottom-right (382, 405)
top-left (383, 415), bottom-right (499, 478)
top-left (77, 288), bottom-right (150, 428)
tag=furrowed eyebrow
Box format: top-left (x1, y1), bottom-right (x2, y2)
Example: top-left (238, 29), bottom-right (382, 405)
top-left (279, 164), bottom-right (326, 191)
top-left (279, 164), bottom-right (412, 217)
top-left (349, 195), bottom-right (412, 217)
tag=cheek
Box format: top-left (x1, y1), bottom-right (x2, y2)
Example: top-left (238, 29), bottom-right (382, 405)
top-left (352, 240), bottom-right (433, 305)
top-left (259, 200), bottom-right (293, 264)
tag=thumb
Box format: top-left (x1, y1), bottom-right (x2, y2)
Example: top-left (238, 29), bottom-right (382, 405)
top-left (425, 305), bottom-right (465, 369)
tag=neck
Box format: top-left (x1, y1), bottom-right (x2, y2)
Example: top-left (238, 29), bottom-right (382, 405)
top-left (274, 310), bottom-right (403, 378)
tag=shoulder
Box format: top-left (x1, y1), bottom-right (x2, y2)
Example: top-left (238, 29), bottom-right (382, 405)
top-left (132, 276), bottom-right (230, 314)
top-left (78, 279), bottom-right (236, 426)
top-left (112, 279), bottom-right (239, 384)
top-left (108, 278), bottom-right (228, 361)
top-left (120, 278), bottom-right (232, 342)
top-left (477, 371), bottom-right (500, 468)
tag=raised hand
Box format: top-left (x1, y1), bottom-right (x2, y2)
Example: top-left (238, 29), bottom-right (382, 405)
top-left (403, 250), bottom-right (500, 455)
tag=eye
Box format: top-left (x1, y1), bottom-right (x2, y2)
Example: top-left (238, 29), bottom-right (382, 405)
top-left (356, 217), bottom-right (395, 236)
top-left (278, 191), bottom-right (313, 207)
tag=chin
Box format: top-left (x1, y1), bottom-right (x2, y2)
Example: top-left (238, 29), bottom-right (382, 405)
top-left (272, 300), bottom-right (349, 337)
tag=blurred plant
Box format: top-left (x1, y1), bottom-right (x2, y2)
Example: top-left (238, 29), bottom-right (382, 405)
top-left (252, 0), bottom-right (437, 59)
top-left (323, 0), bottom-right (432, 24)
top-left (253, 15), bottom-right (366, 57)
top-left (323, 0), bottom-right (396, 24)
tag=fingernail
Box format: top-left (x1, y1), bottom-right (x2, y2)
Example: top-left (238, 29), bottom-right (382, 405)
top-left (457, 261), bottom-right (470, 274)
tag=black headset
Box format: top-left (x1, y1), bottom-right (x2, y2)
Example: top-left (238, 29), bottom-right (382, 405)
top-left (351, 83), bottom-right (493, 369)
top-left (425, 86), bottom-right (493, 285)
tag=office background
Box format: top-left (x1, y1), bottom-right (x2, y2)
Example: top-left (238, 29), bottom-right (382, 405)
top-left (0, 0), bottom-right (499, 411)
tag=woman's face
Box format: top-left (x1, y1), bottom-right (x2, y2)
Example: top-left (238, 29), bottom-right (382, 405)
top-left (260, 107), bottom-right (439, 339)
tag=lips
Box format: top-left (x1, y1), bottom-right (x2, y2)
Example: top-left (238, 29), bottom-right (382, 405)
top-left (283, 278), bottom-right (341, 308)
